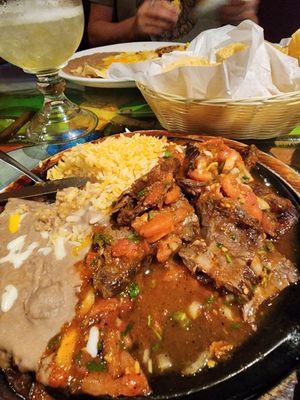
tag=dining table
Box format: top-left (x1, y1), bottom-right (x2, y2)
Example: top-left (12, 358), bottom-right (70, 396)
top-left (0, 62), bottom-right (299, 400)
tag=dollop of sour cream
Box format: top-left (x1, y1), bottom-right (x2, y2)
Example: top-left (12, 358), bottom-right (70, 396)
top-left (0, 235), bottom-right (38, 269)
top-left (1, 284), bottom-right (18, 312)
top-left (54, 236), bottom-right (66, 260)
top-left (86, 326), bottom-right (99, 358)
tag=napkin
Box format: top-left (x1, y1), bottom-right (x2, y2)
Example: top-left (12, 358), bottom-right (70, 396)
top-left (108, 20), bottom-right (300, 100)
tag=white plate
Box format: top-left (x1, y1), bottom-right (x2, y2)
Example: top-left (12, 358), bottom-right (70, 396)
top-left (60, 41), bottom-right (180, 89)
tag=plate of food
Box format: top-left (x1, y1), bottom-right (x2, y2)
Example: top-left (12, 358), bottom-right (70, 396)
top-left (60, 42), bottom-right (186, 88)
top-left (0, 131), bottom-right (299, 400)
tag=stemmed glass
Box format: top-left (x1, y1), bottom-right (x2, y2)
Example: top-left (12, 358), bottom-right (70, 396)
top-left (0, 0), bottom-right (98, 143)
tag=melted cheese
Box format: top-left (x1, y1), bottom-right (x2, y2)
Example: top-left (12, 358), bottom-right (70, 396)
top-left (1, 284), bottom-right (18, 312)
top-left (8, 213), bottom-right (22, 233)
top-left (0, 235), bottom-right (38, 269)
top-left (86, 326), bottom-right (99, 358)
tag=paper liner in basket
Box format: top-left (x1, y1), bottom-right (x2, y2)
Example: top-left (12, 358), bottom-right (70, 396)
top-left (108, 20), bottom-right (300, 100)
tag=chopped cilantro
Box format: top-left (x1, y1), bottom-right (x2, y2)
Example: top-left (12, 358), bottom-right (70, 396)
top-left (93, 232), bottom-right (111, 245)
top-left (242, 175), bottom-right (250, 182)
top-left (216, 242), bottom-right (224, 249)
top-left (47, 335), bottom-right (61, 351)
top-left (171, 311), bottom-right (191, 331)
top-left (265, 241), bottom-right (275, 252)
top-left (128, 231), bottom-right (141, 244)
top-left (97, 339), bottom-right (103, 352)
top-left (235, 296), bottom-right (245, 305)
top-left (148, 211), bottom-right (155, 220)
top-left (205, 295), bottom-right (215, 305)
top-left (231, 234), bottom-right (237, 241)
top-left (75, 351), bottom-right (82, 365)
top-left (225, 253), bottom-right (232, 264)
top-left (152, 328), bottom-right (162, 341)
top-left (163, 151), bottom-right (172, 158)
top-left (147, 314), bottom-right (152, 327)
top-left (86, 359), bottom-right (106, 372)
top-left (231, 322), bottom-right (241, 330)
top-left (128, 282), bottom-right (140, 299)
top-left (137, 188), bottom-right (147, 197)
top-left (122, 322), bottom-right (133, 337)
top-left (152, 343), bottom-right (160, 352)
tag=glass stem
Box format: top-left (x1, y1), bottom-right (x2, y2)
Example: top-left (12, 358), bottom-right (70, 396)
top-left (27, 70), bottom-right (97, 143)
top-left (36, 70), bottom-right (78, 119)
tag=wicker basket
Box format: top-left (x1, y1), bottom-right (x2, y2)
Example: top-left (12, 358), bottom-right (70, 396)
top-left (137, 82), bottom-right (300, 139)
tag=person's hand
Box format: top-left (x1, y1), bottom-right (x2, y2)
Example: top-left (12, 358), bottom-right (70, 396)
top-left (218, 0), bottom-right (259, 25)
top-left (133, 0), bottom-right (179, 38)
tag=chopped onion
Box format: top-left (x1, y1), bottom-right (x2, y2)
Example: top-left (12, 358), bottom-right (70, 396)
top-left (203, 150), bottom-right (213, 157)
top-left (157, 353), bottom-right (172, 371)
top-left (188, 301), bottom-right (202, 320)
top-left (115, 317), bottom-right (122, 328)
top-left (147, 358), bottom-right (153, 374)
top-left (221, 305), bottom-right (234, 321)
top-left (143, 349), bottom-right (150, 364)
top-left (86, 326), bottom-right (99, 358)
top-left (251, 255), bottom-right (263, 276)
top-left (182, 351), bottom-right (211, 375)
top-left (257, 197), bottom-right (270, 210)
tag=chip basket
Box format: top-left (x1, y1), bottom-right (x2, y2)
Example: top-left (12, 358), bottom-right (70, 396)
top-left (137, 82), bottom-right (300, 140)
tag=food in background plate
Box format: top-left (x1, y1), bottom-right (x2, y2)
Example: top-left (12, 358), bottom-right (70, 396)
top-left (215, 42), bottom-right (249, 62)
top-left (0, 135), bottom-right (298, 398)
top-left (288, 29), bottom-right (300, 64)
top-left (64, 44), bottom-right (187, 79)
top-left (171, 0), bottom-right (181, 13)
top-left (163, 42), bottom-right (249, 72)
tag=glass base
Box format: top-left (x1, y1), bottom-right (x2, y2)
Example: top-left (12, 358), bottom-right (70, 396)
top-left (27, 101), bottom-right (98, 144)
top-left (26, 70), bottom-right (98, 144)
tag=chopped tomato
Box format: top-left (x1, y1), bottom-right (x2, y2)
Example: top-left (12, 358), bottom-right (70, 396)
top-left (156, 235), bottom-right (182, 263)
top-left (261, 213), bottom-right (277, 236)
top-left (85, 252), bottom-right (98, 268)
top-left (137, 213), bottom-right (174, 242)
top-left (82, 372), bottom-right (150, 397)
top-left (143, 182), bottom-right (166, 205)
top-left (188, 169), bottom-right (213, 183)
top-left (165, 185), bottom-right (181, 204)
top-left (111, 239), bottom-right (141, 259)
top-left (241, 186), bottom-right (263, 222)
top-left (221, 174), bottom-right (240, 199)
top-left (173, 206), bottom-right (190, 223)
top-left (220, 175), bottom-right (262, 222)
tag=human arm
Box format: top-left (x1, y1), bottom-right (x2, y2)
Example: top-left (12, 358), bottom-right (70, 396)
top-left (218, 0), bottom-right (260, 25)
top-left (87, 1), bottom-right (179, 47)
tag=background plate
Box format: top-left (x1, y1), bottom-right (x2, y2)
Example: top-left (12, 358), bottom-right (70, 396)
top-left (60, 42), bottom-right (180, 88)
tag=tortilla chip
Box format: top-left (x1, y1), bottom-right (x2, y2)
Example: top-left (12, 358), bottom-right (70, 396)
top-left (163, 56), bottom-right (216, 72)
top-left (216, 43), bottom-right (249, 63)
top-left (269, 42), bottom-right (289, 55)
top-left (288, 29), bottom-right (300, 65)
top-left (67, 45), bottom-right (186, 79)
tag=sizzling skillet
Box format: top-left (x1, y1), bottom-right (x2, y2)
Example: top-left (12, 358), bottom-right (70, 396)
top-left (0, 131), bottom-right (299, 400)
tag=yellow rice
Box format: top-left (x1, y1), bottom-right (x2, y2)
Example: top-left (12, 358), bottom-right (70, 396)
top-left (47, 134), bottom-right (168, 212)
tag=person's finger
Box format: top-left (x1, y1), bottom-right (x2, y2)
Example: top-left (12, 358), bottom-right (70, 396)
top-left (147, 7), bottom-right (178, 24)
top-left (143, 17), bottom-right (175, 31)
top-left (146, 0), bottom-right (179, 15)
top-left (144, 25), bottom-right (166, 36)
